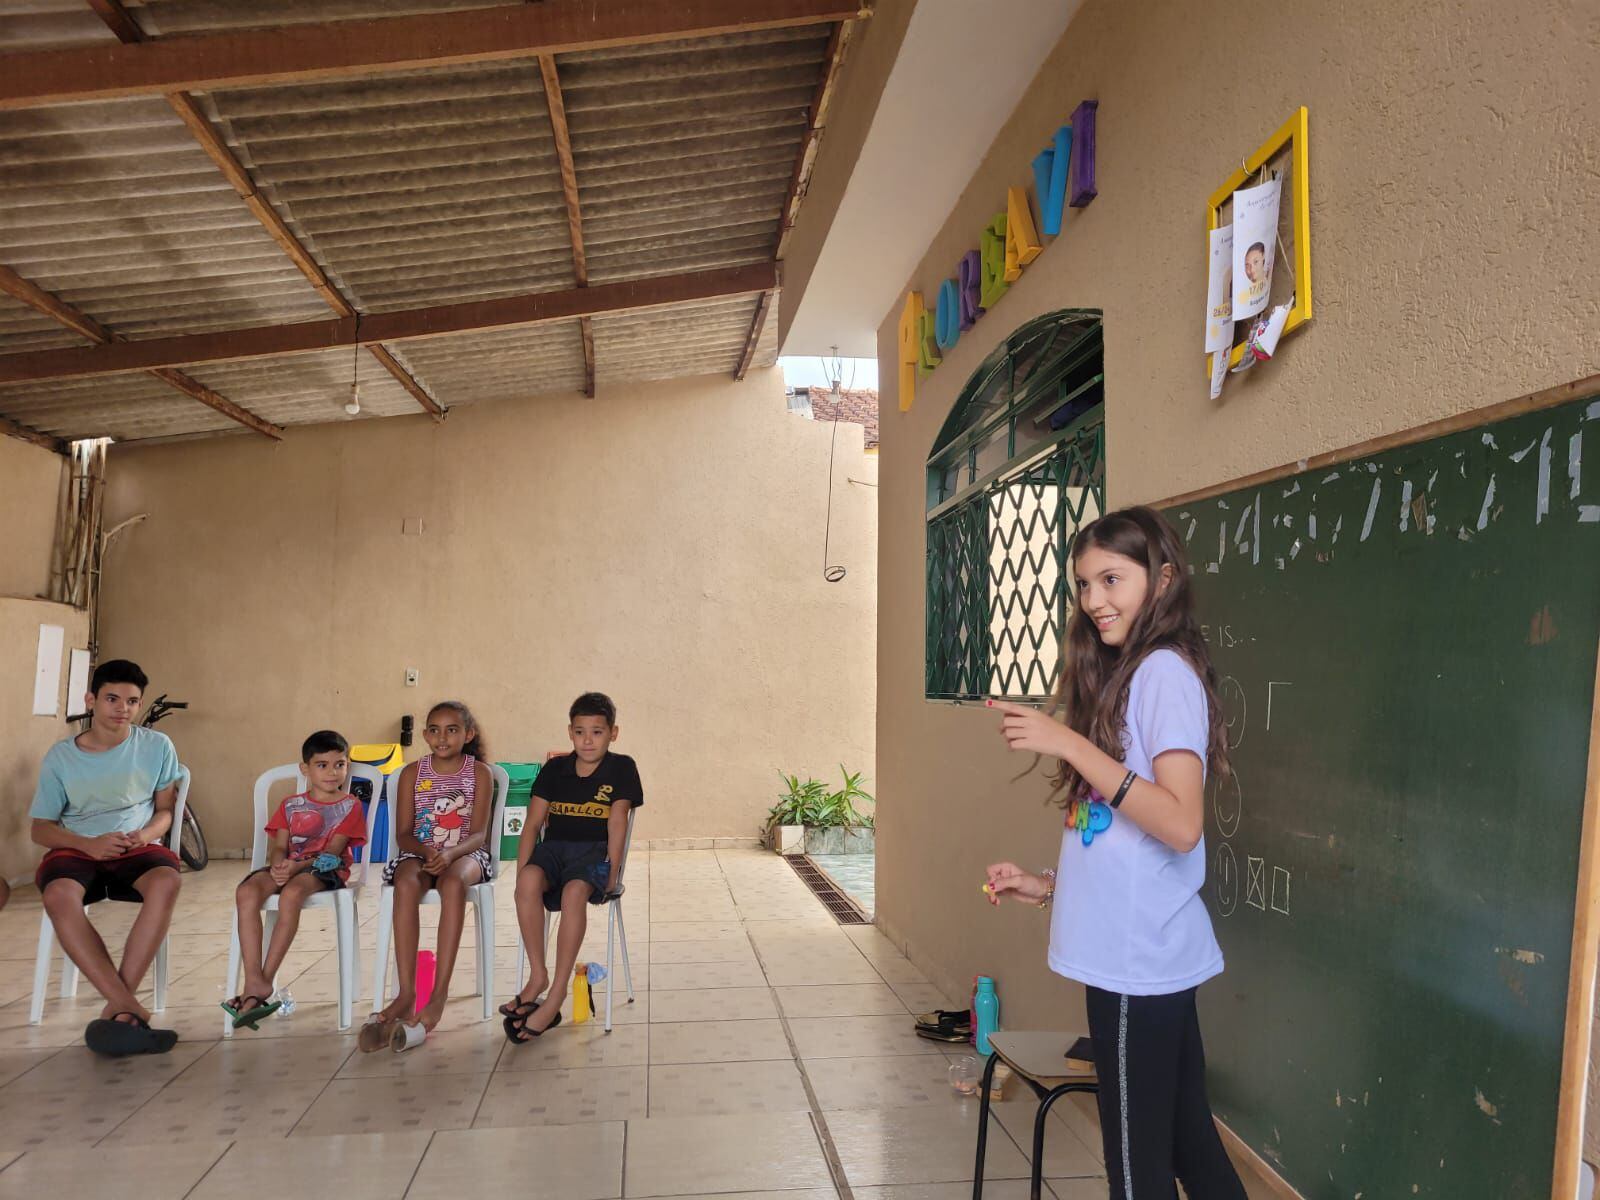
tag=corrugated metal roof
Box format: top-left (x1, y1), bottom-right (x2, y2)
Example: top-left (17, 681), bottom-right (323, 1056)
top-left (0, 3), bottom-right (822, 443)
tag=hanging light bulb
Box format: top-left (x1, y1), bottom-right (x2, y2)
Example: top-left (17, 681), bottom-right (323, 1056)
top-left (344, 314), bottom-right (362, 416)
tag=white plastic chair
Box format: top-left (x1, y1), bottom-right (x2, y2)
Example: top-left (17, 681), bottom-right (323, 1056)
top-left (29, 765), bottom-right (191, 1025)
top-left (512, 805), bottom-right (637, 1033)
top-left (222, 762), bottom-right (383, 1034)
top-left (372, 761), bottom-right (508, 1021)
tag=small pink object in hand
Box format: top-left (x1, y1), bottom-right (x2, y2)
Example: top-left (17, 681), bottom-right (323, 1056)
top-left (415, 950), bottom-right (436, 1017)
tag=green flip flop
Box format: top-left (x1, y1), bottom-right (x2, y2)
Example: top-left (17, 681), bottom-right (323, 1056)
top-left (221, 994), bottom-right (282, 1030)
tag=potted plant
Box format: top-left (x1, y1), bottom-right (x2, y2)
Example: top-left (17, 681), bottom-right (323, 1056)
top-left (765, 773), bottom-right (826, 855)
top-left (764, 768), bottom-right (875, 855)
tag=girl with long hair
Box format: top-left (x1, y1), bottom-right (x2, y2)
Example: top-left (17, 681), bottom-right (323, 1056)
top-left (986, 506), bottom-right (1247, 1198)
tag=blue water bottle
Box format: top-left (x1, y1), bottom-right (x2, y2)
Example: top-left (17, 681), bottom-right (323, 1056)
top-left (973, 975), bottom-right (1000, 1056)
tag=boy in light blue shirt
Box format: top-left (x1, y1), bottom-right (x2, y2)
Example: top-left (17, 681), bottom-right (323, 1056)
top-left (31, 659), bottom-right (183, 1056)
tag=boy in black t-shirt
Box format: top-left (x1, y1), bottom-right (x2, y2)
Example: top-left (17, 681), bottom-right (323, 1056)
top-left (504, 692), bottom-right (642, 1042)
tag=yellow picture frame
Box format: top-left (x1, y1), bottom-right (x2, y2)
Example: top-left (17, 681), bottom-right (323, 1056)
top-left (1207, 106), bottom-right (1311, 374)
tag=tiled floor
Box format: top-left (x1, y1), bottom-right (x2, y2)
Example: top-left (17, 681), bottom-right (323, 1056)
top-left (0, 849), bottom-right (1109, 1198)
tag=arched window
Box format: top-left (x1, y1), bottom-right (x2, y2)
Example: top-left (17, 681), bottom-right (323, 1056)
top-left (925, 310), bottom-right (1105, 701)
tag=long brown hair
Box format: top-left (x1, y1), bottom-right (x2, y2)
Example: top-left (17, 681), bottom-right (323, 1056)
top-left (1046, 506), bottom-right (1229, 805)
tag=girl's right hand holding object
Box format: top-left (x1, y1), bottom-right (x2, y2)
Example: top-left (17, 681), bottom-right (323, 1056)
top-left (984, 862), bottom-right (1054, 906)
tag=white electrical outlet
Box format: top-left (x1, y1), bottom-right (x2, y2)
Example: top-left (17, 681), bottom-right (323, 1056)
top-left (404, 668), bottom-right (419, 687)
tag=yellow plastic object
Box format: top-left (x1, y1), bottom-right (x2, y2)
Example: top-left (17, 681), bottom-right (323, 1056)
top-left (572, 964), bottom-right (592, 1024)
top-left (349, 743), bottom-right (404, 774)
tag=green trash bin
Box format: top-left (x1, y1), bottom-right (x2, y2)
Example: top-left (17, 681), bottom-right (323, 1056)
top-left (498, 762), bottom-right (541, 861)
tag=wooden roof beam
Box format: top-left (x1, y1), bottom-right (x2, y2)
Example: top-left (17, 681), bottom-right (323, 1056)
top-left (536, 51), bottom-right (595, 397)
top-left (86, 0), bottom-right (445, 422)
top-left (776, 20), bottom-right (852, 261)
top-left (0, 264), bottom-right (282, 439)
top-left (0, 412), bottom-right (66, 454)
top-left (735, 288), bottom-right (777, 381)
top-left (0, 262), bottom-right (779, 383)
top-left (1, 0), bottom-right (868, 109)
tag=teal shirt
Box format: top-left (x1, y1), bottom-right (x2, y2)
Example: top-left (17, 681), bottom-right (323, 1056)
top-left (31, 726), bottom-right (182, 838)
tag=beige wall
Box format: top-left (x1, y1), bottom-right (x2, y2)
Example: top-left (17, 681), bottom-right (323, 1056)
top-left (0, 435), bottom-right (64, 599)
top-left (1, 598), bottom-right (90, 884)
top-left (97, 368), bottom-right (877, 854)
top-left (873, 0), bottom-right (1599, 1174)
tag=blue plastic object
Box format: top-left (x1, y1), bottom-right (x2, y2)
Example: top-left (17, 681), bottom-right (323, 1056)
top-left (973, 975), bottom-right (1000, 1056)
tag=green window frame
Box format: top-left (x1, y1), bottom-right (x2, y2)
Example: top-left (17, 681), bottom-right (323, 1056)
top-left (925, 310), bottom-right (1106, 701)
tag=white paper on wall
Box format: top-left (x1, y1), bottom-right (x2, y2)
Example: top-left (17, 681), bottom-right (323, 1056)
top-left (33, 623), bottom-right (64, 716)
top-left (68, 648), bottom-right (91, 713)
top-left (1205, 223), bottom-right (1235, 353)
top-left (1231, 175), bottom-right (1282, 320)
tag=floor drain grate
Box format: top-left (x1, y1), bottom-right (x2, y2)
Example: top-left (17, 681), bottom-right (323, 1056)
top-left (787, 855), bottom-right (871, 924)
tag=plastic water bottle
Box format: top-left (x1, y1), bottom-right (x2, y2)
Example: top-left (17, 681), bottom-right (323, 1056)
top-left (973, 976), bottom-right (1000, 1056)
top-left (275, 988), bottom-right (296, 1016)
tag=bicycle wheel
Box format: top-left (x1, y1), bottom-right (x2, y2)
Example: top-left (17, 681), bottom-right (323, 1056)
top-left (179, 805), bottom-right (209, 871)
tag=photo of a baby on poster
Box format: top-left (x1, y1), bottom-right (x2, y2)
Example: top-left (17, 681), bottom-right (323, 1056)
top-left (1231, 175), bottom-right (1281, 320)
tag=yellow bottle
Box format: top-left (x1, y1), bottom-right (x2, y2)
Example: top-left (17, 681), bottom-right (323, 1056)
top-left (573, 963), bottom-right (592, 1024)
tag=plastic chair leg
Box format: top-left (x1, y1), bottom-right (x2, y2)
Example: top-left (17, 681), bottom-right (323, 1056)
top-left (371, 888), bottom-right (394, 1014)
top-left (153, 935), bottom-right (169, 1013)
top-left (335, 896), bottom-right (357, 1031)
top-left (604, 903), bottom-right (616, 1033)
top-left (478, 897), bottom-right (495, 1020)
top-left (29, 915), bottom-right (55, 1025)
top-left (614, 902), bottom-right (635, 1002)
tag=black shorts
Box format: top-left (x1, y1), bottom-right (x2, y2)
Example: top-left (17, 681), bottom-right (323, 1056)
top-left (529, 840), bottom-right (611, 911)
top-left (242, 865), bottom-right (344, 892)
top-left (36, 845), bottom-right (181, 904)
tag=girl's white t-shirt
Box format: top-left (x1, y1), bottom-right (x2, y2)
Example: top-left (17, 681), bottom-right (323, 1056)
top-left (1047, 648), bottom-right (1225, 996)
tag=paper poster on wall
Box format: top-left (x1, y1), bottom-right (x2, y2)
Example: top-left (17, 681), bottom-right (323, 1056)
top-left (1205, 224), bottom-right (1234, 352)
top-left (33, 623), bottom-right (64, 716)
top-left (68, 649), bottom-right (91, 711)
top-left (1231, 175), bottom-right (1281, 320)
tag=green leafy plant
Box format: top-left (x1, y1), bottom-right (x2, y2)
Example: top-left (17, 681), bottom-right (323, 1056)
top-left (763, 767), bottom-right (875, 842)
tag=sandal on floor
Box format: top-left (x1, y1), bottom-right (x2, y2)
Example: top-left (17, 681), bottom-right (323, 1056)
top-left (221, 994), bottom-right (282, 1030)
top-left (511, 1009), bottom-right (562, 1041)
top-left (358, 1014), bottom-right (396, 1053)
top-left (86, 1012), bottom-right (177, 1057)
top-left (498, 996), bottom-right (542, 1020)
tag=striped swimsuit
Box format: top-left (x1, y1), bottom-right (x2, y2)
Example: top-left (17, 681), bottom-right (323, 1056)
top-left (384, 753), bottom-right (494, 883)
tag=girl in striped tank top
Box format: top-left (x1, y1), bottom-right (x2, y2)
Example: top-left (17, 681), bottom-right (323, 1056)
top-left (363, 700), bottom-right (494, 1050)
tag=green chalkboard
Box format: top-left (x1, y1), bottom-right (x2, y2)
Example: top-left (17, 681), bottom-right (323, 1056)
top-left (1164, 388), bottom-right (1600, 1199)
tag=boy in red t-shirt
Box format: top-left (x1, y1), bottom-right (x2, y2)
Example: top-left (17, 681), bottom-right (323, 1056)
top-left (223, 730), bottom-right (366, 1028)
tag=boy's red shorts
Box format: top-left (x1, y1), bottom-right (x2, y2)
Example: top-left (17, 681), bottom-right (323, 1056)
top-left (36, 845), bottom-right (181, 903)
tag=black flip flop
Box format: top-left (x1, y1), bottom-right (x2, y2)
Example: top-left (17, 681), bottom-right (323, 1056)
top-left (505, 1008), bottom-right (562, 1043)
top-left (498, 996), bottom-right (542, 1021)
top-left (85, 1012), bottom-right (177, 1057)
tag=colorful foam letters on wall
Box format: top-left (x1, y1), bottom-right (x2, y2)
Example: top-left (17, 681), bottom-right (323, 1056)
top-left (1004, 186), bottom-right (1042, 281)
top-left (896, 102), bottom-right (1098, 411)
top-left (935, 278), bottom-right (962, 351)
top-left (897, 290), bottom-right (923, 412)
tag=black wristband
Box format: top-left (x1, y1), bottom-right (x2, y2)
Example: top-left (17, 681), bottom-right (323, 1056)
top-left (1110, 770), bottom-right (1137, 809)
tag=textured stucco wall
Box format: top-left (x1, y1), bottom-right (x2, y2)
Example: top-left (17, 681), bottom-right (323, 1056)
top-left (96, 368), bottom-right (877, 854)
top-left (872, 0), bottom-right (1600, 1177)
top-left (0, 435), bottom-right (63, 600)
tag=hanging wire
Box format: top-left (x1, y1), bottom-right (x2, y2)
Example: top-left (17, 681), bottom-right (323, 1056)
top-left (822, 416), bottom-right (846, 583)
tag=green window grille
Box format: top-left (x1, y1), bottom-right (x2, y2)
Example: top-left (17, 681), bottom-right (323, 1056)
top-left (925, 310), bottom-right (1105, 701)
